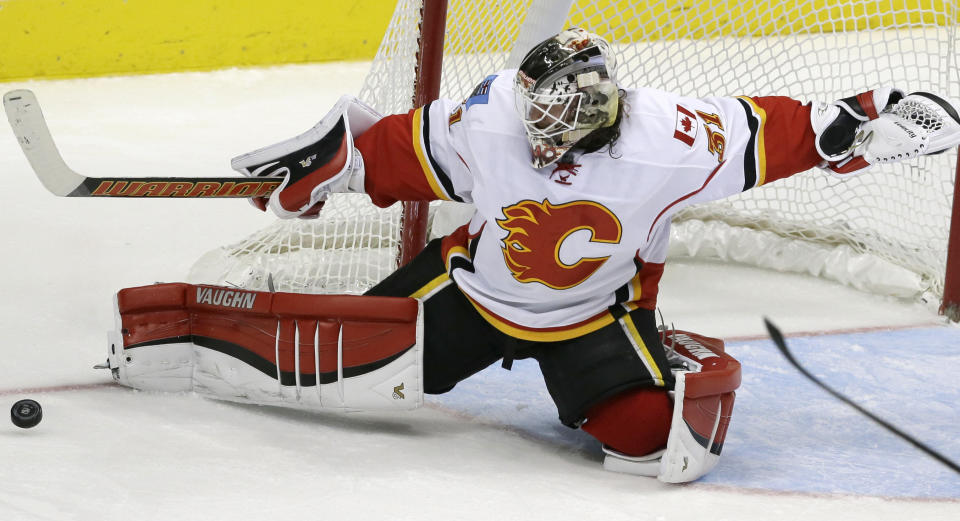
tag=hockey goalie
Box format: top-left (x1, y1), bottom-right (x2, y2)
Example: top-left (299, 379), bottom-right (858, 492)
top-left (104, 28), bottom-right (960, 483)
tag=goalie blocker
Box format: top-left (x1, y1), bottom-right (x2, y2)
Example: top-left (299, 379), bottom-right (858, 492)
top-left (105, 283), bottom-right (423, 411)
top-left (231, 95), bottom-right (381, 219)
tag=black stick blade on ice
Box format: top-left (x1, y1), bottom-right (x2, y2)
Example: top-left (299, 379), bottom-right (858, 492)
top-left (2, 89), bottom-right (282, 198)
top-left (763, 318), bottom-right (959, 475)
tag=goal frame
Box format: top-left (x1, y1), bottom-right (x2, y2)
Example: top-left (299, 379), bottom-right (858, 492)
top-left (943, 159), bottom-right (960, 319)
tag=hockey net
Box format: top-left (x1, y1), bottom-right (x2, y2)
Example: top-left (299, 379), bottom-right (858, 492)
top-left (189, 0), bottom-right (960, 309)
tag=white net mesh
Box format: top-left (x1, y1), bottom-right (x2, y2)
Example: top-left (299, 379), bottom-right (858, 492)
top-left (190, 0), bottom-right (959, 301)
top-left (188, 194), bottom-right (402, 293)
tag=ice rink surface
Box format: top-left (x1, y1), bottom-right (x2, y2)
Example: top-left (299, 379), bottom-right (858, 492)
top-left (0, 63), bottom-right (958, 520)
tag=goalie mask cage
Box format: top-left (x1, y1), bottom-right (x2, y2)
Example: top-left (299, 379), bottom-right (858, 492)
top-left (188, 0), bottom-right (960, 317)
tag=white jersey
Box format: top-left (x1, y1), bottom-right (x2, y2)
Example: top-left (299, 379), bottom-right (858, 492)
top-left (410, 71), bottom-right (769, 340)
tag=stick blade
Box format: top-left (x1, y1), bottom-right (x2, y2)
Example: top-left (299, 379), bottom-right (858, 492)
top-left (3, 89), bottom-right (86, 196)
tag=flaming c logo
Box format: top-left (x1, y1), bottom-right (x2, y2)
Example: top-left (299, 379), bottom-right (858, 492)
top-left (497, 199), bottom-right (622, 289)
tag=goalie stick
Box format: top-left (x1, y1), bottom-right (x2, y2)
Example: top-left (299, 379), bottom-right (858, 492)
top-left (764, 318), bottom-right (960, 475)
top-left (3, 89), bottom-right (281, 198)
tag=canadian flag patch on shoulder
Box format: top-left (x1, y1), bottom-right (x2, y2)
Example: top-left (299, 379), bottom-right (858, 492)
top-left (674, 105), bottom-right (698, 147)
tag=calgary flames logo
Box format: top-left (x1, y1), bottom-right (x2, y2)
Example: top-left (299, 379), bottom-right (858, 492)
top-left (497, 199), bottom-right (622, 289)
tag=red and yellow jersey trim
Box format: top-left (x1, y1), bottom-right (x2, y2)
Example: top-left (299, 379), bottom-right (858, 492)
top-left (411, 107), bottom-right (449, 200)
top-left (440, 222), bottom-right (478, 273)
top-left (737, 96), bottom-right (769, 186)
top-left (463, 292), bottom-right (616, 342)
top-left (410, 105), bottom-right (465, 202)
top-left (444, 246), bottom-right (470, 272)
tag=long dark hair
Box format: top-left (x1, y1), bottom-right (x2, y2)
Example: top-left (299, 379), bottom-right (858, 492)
top-left (565, 89), bottom-right (628, 159)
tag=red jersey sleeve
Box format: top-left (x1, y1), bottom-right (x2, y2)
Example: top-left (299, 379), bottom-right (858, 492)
top-left (741, 96), bottom-right (823, 185)
top-left (354, 108), bottom-right (443, 208)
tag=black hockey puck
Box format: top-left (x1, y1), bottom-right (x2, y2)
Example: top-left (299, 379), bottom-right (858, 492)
top-left (11, 399), bottom-right (42, 429)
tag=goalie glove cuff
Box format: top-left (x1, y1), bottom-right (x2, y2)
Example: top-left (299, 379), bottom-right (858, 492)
top-left (835, 87), bottom-right (905, 122)
top-left (811, 87), bottom-right (904, 162)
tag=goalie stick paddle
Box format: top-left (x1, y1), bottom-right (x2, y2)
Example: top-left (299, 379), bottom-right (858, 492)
top-left (763, 318), bottom-right (960, 475)
top-left (2, 89), bottom-right (282, 198)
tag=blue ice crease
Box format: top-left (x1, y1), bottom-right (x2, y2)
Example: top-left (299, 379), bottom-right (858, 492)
top-left (429, 326), bottom-right (960, 498)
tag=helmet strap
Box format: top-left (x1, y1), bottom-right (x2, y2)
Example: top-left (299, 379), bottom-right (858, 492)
top-left (562, 128), bottom-right (596, 143)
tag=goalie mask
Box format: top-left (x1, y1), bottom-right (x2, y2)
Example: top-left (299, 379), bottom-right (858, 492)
top-left (515, 28), bottom-right (620, 168)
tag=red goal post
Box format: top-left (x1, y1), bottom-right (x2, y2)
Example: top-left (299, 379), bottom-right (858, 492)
top-left (399, 0), bottom-right (449, 267)
top-left (943, 158), bottom-right (960, 319)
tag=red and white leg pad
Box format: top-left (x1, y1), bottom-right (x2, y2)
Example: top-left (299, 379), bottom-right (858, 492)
top-left (602, 331), bottom-right (741, 483)
top-left (105, 283), bottom-right (423, 411)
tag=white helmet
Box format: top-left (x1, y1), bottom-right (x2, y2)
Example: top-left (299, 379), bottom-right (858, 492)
top-left (514, 28), bottom-right (620, 168)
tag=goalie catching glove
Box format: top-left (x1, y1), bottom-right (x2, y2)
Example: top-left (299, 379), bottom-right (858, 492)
top-left (812, 88), bottom-right (960, 175)
top-left (232, 95), bottom-right (381, 219)
top-left (102, 283), bottom-right (423, 412)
